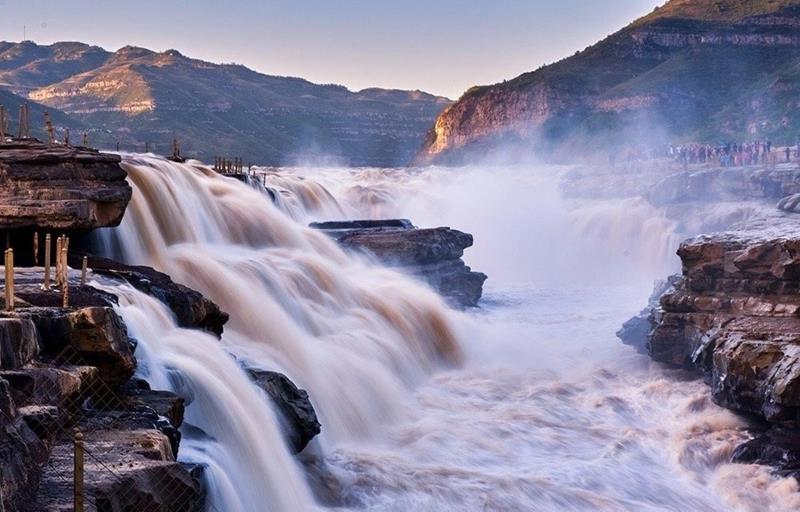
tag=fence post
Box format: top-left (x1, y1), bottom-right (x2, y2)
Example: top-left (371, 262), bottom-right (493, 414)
top-left (43, 234), bottom-right (51, 290)
top-left (44, 111), bottom-right (55, 144)
top-left (80, 256), bottom-right (88, 286)
top-left (4, 248), bottom-right (13, 312)
top-left (55, 236), bottom-right (63, 287)
top-left (73, 429), bottom-right (84, 512)
top-left (61, 247), bottom-right (69, 308)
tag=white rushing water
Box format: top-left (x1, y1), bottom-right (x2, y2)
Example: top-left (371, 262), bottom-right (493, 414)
top-left (99, 156), bottom-right (799, 511)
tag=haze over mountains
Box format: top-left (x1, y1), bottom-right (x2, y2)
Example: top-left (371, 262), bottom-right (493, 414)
top-left (0, 40), bottom-right (451, 166)
top-left (418, 0), bottom-right (800, 164)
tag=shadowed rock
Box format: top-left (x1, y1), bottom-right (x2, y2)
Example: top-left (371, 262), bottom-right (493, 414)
top-left (312, 219), bottom-right (487, 307)
top-left (247, 369), bottom-right (321, 454)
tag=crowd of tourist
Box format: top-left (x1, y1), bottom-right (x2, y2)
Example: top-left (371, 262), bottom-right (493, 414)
top-left (665, 140), bottom-right (800, 168)
top-left (611, 140), bottom-right (800, 169)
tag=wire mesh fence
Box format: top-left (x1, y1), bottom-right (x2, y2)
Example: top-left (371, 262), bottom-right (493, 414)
top-left (1, 324), bottom-right (217, 511)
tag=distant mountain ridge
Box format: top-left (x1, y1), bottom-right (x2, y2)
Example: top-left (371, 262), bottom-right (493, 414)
top-left (418, 0), bottom-right (800, 164)
top-left (0, 41), bottom-right (451, 166)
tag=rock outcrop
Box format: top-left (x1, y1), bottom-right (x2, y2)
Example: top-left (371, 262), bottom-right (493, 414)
top-left (311, 219), bottom-right (487, 307)
top-left (247, 369), bottom-right (321, 454)
top-left (622, 232), bottom-right (800, 476)
top-left (77, 255), bottom-right (229, 337)
top-left (417, 0), bottom-right (800, 164)
top-left (0, 139), bottom-right (131, 231)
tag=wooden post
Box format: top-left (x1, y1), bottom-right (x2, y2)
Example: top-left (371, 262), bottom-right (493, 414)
top-left (33, 232), bottom-right (39, 266)
top-left (73, 429), bottom-right (84, 512)
top-left (55, 236), bottom-right (63, 288)
top-left (18, 103), bottom-right (29, 139)
top-left (61, 247), bottom-right (68, 307)
top-left (4, 249), bottom-right (13, 312)
top-left (44, 111), bottom-right (55, 144)
top-left (43, 234), bottom-right (51, 290)
top-left (116, 141), bottom-right (120, 152)
top-left (80, 256), bottom-right (87, 286)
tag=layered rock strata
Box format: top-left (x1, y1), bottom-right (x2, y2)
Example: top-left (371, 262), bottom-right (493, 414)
top-left (311, 219), bottom-right (487, 307)
top-left (621, 232), bottom-right (800, 478)
top-left (0, 139), bottom-right (131, 231)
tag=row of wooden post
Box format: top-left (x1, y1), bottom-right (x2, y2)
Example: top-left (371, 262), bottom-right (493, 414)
top-left (213, 156), bottom-right (249, 174)
top-left (0, 102), bottom-right (89, 146)
top-left (2, 233), bottom-right (89, 311)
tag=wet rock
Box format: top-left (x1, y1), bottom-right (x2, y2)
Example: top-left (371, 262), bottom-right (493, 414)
top-left (647, 167), bottom-right (800, 207)
top-left (0, 377), bottom-right (49, 511)
top-left (247, 369), bottom-right (321, 453)
top-left (778, 193), bottom-right (800, 214)
top-left (32, 428), bottom-right (201, 512)
top-left (83, 255), bottom-right (229, 337)
top-left (0, 139), bottom-right (131, 231)
top-left (732, 426), bottom-right (800, 479)
top-left (617, 276), bottom-right (679, 353)
top-left (642, 234), bottom-right (800, 420)
top-left (0, 316), bottom-right (39, 369)
top-left (312, 220), bottom-right (487, 307)
top-left (32, 306), bottom-right (136, 387)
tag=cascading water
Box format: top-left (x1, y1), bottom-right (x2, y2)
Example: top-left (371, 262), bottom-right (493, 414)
top-left (251, 163), bottom-right (798, 511)
top-left (97, 155), bottom-right (462, 510)
top-left (95, 281), bottom-right (317, 511)
top-left (98, 155), bottom-right (800, 511)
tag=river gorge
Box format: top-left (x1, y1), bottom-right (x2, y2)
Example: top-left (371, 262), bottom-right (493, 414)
top-left (1, 143), bottom-right (799, 511)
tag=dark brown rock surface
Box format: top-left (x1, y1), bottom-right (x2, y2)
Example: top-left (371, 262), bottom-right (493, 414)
top-left (623, 231), bottom-right (800, 478)
top-left (312, 220), bottom-right (487, 307)
top-left (0, 139), bottom-right (131, 230)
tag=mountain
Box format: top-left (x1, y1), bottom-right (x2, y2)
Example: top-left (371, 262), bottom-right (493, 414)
top-left (0, 41), bottom-right (451, 166)
top-left (0, 41), bottom-right (110, 92)
top-left (417, 0), bottom-right (800, 164)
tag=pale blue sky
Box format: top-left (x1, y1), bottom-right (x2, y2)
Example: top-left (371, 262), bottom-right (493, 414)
top-left (0, 0), bottom-right (664, 98)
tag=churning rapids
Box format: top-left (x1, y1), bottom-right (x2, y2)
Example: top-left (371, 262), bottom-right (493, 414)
top-left (94, 155), bottom-right (798, 512)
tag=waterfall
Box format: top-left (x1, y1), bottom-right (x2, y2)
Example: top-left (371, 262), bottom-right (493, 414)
top-left (97, 282), bottom-right (316, 511)
top-left (98, 155), bottom-right (461, 511)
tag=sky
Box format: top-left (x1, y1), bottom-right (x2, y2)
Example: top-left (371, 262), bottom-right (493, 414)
top-left (0, 0), bottom-right (664, 99)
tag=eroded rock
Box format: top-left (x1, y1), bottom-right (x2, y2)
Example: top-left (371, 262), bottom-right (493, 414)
top-left (0, 139), bottom-right (131, 231)
top-left (312, 219), bottom-right (487, 307)
top-left (248, 369), bottom-right (321, 454)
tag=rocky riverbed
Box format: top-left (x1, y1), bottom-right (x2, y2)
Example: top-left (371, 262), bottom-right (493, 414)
top-left (615, 160), bottom-right (800, 484)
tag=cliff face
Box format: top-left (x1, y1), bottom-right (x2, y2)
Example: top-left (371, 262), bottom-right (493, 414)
top-left (620, 232), bottom-right (800, 478)
top-left (418, 0), bottom-right (800, 164)
top-left (1, 41), bottom-right (452, 167)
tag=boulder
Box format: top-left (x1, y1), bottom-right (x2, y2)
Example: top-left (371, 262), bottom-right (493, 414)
top-left (778, 193), bottom-right (800, 214)
top-left (0, 378), bottom-right (49, 511)
top-left (0, 316), bottom-right (39, 369)
top-left (732, 426), bottom-right (800, 480)
top-left (247, 369), bottom-right (321, 453)
top-left (312, 220), bottom-right (487, 308)
top-left (0, 139), bottom-right (131, 231)
top-left (32, 306), bottom-right (136, 387)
